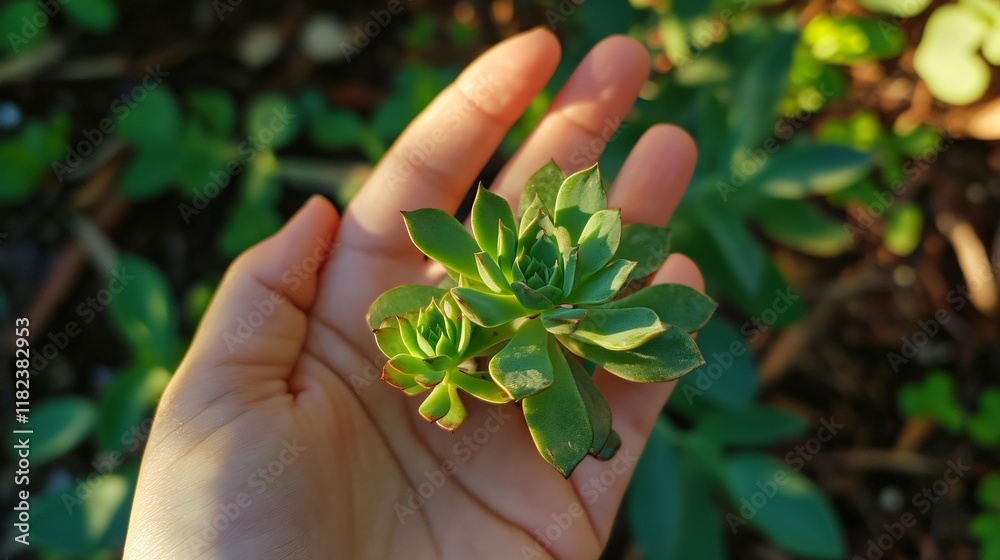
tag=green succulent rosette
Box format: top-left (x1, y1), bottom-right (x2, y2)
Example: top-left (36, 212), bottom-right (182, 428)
top-left (368, 162), bottom-right (717, 476)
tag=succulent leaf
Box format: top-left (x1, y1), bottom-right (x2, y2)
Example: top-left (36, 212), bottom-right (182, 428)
top-left (577, 209), bottom-right (622, 277)
top-left (489, 318), bottom-right (554, 400)
top-left (563, 306), bottom-right (665, 351)
top-left (540, 307), bottom-right (588, 335)
top-left (554, 164), bottom-right (605, 242)
top-left (559, 327), bottom-right (705, 382)
top-left (612, 224), bottom-right (670, 281)
top-left (475, 252), bottom-right (511, 293)
top-left (452, 287), bottom-right (528, 327)
top-left (522, 336), bottom-right (594, 477)
top-left (367, 285), bottom-right (448, 329)
top-left (472, 185), bottom-right (517, 263)
top-left (511, 281), bottom-right (555, 310)
top-left (402, 209), bottom-right (481, 278)
top-left (374, 318), bottom-right (409, 358)
top-left (606, 283), bottom-right (717, 333)
top-left (518, 159), bottom-right (565, 217)
top-left (566, 259), bottom-right (636, 304)
top-left (567, 357), bottom-right (613, 455)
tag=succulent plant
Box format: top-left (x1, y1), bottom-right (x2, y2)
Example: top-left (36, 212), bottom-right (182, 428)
top-left (367, 162), bottom-right (716, 476)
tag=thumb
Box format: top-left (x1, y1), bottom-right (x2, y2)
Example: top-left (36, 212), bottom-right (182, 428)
top-left (172, 196), bottom-right (339, 405)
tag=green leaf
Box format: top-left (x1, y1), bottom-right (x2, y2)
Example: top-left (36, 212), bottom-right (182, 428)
top-left (449, 370), bottom-right (510, 404)
top-left (518, 160), bottom-right (565, 217)
top-left (471, 186), bottom-right (516, 262)
top-left (857, 0), bottom-right (931, 17)
top-left (719, 454), bottom-right (844, 558)
top-left (0, 0), bottom-right (48, 54)
top-left (752, 198), bottom-right (852, 257)
top-left (119, 147), bottom-right (181, 200)
top-left (386, 355), bottom-right (444, 386)
top-left (309, 108), bottom-right (366, 150)
top-left (539, 307), bottom-right (587, 335)
top-left (451, 287), bottom-right (527, 328)
top-left (186, 89), bottom-right (237, 138)
top-left (697, 204), bottom-right (764, 294)
top-left (522, 337), bottom-right (593, 477)
top-left (367, 285), bottom-right (447, 329)
top-left (695, 406), bottom-right (809, 447)
top-left (577, 209), bottom-right (621, 277)
top-left (914, 5), bottom-right (991, 105)
top-left (884, 203), bottom-right (924, 257)
top-left (606, 283), bottom-right (716, 333)
top-left (976, 473), bottom-right (1000, 510)
top-left (627, 419), bottom-right (684, 559)
top-left (245, 94), bottom-right (301, 150)
top-left (107, 254), bottom-right (179, 367)
top-left (748, 145), bottom-right (873, 199)
top-left (803, 14), bottom-right (906, 64)
top-left (672, 318), bottom-right (759, 409)
top-left (567, 259), bottom-right (636, 305)
top-left (613, 224), bottom-right (670, 280)
top-left (971, 513), bottom-right (1000, 550)
top-left (218, 201), bottom-right (283, 258)
top-left (510, 281), bottom-right (554, 310)
top-left (560, 306), bottom-right (665, 351)
top-left (96, 364), bottom-right (170, 453)
top-left (374, 320), bottom-right (408, 358)
top-left (968, 389), bottom-right (1000, 447)
top-left (554, 164), bottom-right (606, 241)
top-left (8, 396), bottom-right (96, 466)
top-left (560, 326), bottom-right (704, 383)
top-left (116, 86), bottom-right (182, 148)
top-left (726, 30), bottom-right (797, 160)
top-left (402, 209), bottom-right (481, 279)
top-left (62, 0), bottom-right (118, 33)
top-left (489, 318), bottom-right (553, 400)
top-left (567, 357), bottom-right (612, 454)
top-left (30, 467), bottom-right (137, 555)
top-left (475, 252), bottom-right (510, 293)
top-left (897, 370), bottom-right (965, 431)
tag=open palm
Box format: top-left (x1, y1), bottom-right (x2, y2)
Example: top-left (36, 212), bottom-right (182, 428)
top-left (125, 29), bottom-right (701, 560)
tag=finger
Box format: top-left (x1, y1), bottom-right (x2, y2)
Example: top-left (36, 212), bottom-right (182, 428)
top-left (571, 254), bottom-right (704, 541)
top-left (490, 35), bottom-right (649, 207)
top-left (340, 28), bottom-right (560, 252)
top-left (170, 196), bottom-right (340, 405)
top-left (607, 124), bottom-right (697, 225)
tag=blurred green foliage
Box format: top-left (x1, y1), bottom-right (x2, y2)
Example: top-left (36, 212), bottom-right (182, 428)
top-left (0, 0), bottom-right (982, 557)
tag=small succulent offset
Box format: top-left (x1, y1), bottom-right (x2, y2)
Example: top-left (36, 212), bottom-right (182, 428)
top-left (367, 162), bottom-right (717, 476)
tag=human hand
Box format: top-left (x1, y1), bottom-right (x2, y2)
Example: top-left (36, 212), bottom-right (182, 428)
top-left (124, 28), bottom-right (700, 560)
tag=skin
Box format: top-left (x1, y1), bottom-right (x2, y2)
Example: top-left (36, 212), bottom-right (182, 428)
top-left (124, 29), bottom-right (702, 560)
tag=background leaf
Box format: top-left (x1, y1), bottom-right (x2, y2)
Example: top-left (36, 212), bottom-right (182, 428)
top-left (719, 454), bottom-right (845, 558)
